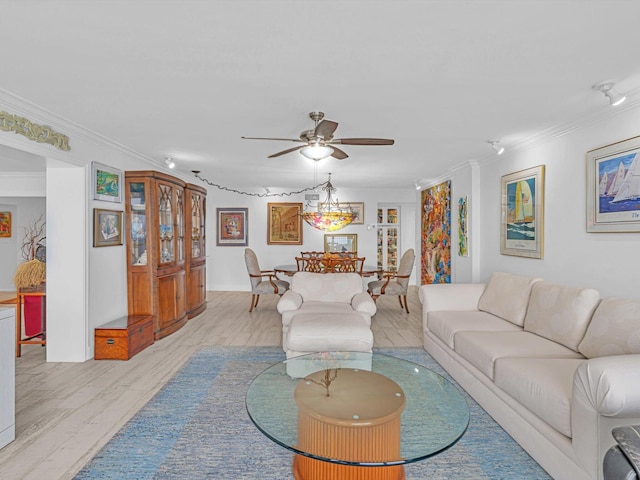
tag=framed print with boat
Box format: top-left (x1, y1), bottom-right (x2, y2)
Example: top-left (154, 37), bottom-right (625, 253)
top-left (587, 135), bottom-right (640, 232)
top-left (500, 165), bottom-right (545, 259)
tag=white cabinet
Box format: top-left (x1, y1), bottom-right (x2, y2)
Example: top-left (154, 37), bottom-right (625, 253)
top-left (376, 205), bottom-right (400, 272)
top-left (0, 306), bottom-right (15, 449)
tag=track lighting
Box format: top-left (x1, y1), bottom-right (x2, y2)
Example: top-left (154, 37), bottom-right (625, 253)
top-left (165, 156), bottom-right (176, 169)
top-left (488, 141), bottom-right (505, 155)
top-left (593, 82), bottom-right (626, 106)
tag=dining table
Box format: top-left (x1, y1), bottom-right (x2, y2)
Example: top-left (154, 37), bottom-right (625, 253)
top-left (274, 264), bottom-right (380, 277)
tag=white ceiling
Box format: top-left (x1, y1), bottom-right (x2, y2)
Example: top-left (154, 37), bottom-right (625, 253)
top-left (1, 0), bottom-right (640, 189)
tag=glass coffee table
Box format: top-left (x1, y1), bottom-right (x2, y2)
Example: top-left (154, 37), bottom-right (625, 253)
top-left (246, 352), bottom-right (469, 480)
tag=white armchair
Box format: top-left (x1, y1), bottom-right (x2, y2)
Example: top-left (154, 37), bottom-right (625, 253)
top-left (277, 272), bottom-right (377, 358)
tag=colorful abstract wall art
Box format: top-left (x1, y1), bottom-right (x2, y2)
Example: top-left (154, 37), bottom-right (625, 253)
top-left (421, 180), bottom-right (451, 284)
top-left (458, 196), bottom-right (469, 257)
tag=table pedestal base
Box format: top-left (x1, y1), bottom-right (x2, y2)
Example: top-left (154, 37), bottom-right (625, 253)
top-left (293, 456), bottom-right (405, 480)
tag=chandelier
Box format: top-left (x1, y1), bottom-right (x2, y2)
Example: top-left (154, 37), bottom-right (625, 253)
top-left (301, 174), bottom-right (355, 232)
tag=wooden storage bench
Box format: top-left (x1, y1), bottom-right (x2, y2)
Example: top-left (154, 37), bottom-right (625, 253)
top-left (94, 315), bottom-right (154, 360)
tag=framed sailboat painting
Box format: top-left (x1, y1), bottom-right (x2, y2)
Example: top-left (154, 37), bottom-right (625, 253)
top-left (587, 135), bottom-right (640, 232)
top-left (500, 165), bottom-right (545, 259)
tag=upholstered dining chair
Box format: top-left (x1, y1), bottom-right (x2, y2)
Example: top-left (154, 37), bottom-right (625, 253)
top-left (367, 248), bottom-right (415, 313)
top-left (244, 248), bottom-right (290, 312)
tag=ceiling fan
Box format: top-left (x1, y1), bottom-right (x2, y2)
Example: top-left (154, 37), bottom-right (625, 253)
top-left (241, 111), bottom-right (394, 160)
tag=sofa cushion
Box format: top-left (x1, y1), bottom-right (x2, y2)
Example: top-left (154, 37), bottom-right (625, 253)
top-left (524, 282), bottom-right (600, 351)
top-left (579, 297), bottom-right (640, 358)
top-left (455, 331), bottom-right (584, 380)
top-left (477, 272), bottom-right (542, 326)
top-left (494, 357), bottom-right (585, 438)
top-left (428, 310), bottom-right (522, 349)
top-left (291, 272), bottom-right (363, 303)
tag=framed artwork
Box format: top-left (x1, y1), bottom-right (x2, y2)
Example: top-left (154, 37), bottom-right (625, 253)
top-left (93, 208), bottom-right (124, 247)
top-left (267, 202), bottom-right (303, 245)
top-left (458, 196), bottom-right (469, 257)
top-left (319, 201), bottom-right (365, 225)
top-left (216, 208), bottom-right (248, 246)
top-left (324, 233), bottom-right (358, 253)
top-left (92, 162), bottom-right (123, 203)
top-left (501, 165), bottom-right (545, 259)
top-left (587, 135), bottom-right (640, 232)
top-left (421, 180), bottom-right (451, 284)
top-left (0, 211), bottom-right (11, 238)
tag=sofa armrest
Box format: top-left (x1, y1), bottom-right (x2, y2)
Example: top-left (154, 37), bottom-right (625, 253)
top-left (277, 290), bottom-right (303, 313)
top-left (574, 355), bottom-right (640, 417)
top-left (572, 355), bottom-right (640, 475)
top-left (419, 283), bottom-right (487, 312)
top-left (351, 292), bottom-right (377, 316)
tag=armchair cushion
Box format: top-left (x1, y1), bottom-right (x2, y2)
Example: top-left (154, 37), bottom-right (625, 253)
top-left (290, 272), bottom-right (363, 303)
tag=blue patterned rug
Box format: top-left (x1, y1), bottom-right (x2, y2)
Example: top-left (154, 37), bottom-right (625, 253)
top-left (74, 346), bottom-right (551, 479)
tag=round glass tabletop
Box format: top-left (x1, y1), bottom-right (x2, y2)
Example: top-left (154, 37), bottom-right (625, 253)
top-left (246, 351), bottom-right (469, 467)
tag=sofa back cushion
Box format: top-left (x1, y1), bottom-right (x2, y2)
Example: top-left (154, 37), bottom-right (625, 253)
top-left (477, 272), bottom-right (543, 326)
top-left (578, 297), bottom-right (640, 358)
top-left (524, 282), bottom-right (600, 351)
top-left (291, 272), bottom-right (363, 303)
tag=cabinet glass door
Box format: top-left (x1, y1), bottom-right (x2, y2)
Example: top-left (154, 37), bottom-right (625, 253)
top-left (129, 182), bottom-right (147, 266)
top-left (176, 188), bottom-right (185, 264)
top-left (376, 206), bottom-right (400, 272)
top-left (158, 184), bottom-right (175, 264)
top-left (191, 193), bottom-right (204, 259)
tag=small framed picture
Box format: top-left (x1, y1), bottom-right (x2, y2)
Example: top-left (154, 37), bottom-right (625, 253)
top-left (267, 202), bottom-right (303, 245)
top-left (94, 209), bottom-right (124, 247)
top-left (587, 135), bottom-right (640, 232)
top-left (324, 233), bottom-right (358, 253)
top-left (216, 208), bottom-right (248, 246)
top-left (0, 211), bottom-right (11, 238)
top-left (92, 162), bottom-right (123, 203)
top-left (500, 165), bottom-right (545, 259)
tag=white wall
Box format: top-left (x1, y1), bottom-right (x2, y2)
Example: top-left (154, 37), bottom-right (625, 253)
top-left (206, 186), bottom-right (416, 291)
top-left (476, 103), bottom-right (640, 300)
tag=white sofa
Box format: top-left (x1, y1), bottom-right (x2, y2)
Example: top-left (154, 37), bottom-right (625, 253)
top-left (419, 272), bottom-right (640, 480)
top-left (277, 272), bottom-right (377, 358)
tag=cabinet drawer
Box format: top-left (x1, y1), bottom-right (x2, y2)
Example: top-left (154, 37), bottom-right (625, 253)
top-left (95, 315), bottom-right (154, 360)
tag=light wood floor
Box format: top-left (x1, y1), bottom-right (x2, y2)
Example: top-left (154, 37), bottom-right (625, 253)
top-left (0, 288), bottom-right (423, 480)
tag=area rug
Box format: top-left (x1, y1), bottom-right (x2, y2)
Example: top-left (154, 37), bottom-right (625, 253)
top-left (74, 346), bottom-right (551, 479)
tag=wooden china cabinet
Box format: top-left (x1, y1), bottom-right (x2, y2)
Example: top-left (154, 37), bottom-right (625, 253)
top-left (125, 171), bottom-right (206, 340)
top-left (185, 183), bottom-right (207, 318)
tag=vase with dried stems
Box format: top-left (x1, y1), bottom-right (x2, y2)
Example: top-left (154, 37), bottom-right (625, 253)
top-left (13, 214), bottom-right (46, 290)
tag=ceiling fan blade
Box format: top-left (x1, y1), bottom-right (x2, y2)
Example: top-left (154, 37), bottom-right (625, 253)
top-left (331, 147), bottom-right (349, 160)
top-left (267, 145), bottom-right (305, 158)
top-left (242, 136), bottom-right (303, 143)
top-left (315, 120), bottom-right (338, 139)
top-left (331, 138), bottom-right (395, 146)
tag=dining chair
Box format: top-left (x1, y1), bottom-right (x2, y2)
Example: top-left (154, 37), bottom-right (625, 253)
top-left (367, 248), bottom-right (415, 313)
top-left (295, 256), bottom-right (324, 273)
top-left (244, 248), bottom-right (290, 312)
top-left (332, 256), bottom-right (366, 275)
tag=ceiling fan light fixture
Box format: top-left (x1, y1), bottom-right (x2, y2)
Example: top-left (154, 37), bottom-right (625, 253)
top-left (300, 144), bottom-right (334, 161)
top-left (593, 82), bottom-right (626, 106)
top-left (487, 140), bottom-right (505, 155)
